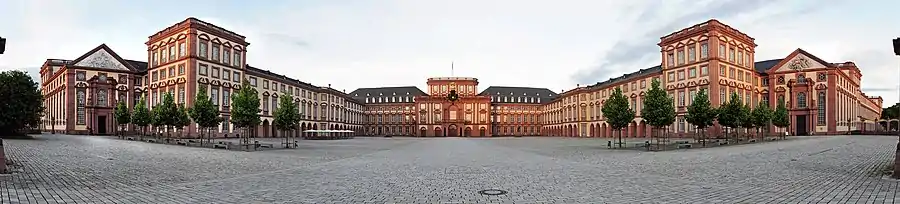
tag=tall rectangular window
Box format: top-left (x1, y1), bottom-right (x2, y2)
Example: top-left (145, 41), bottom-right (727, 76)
top-left (677, 50), bottom-right (685, 65)
top-left (199, 40), bottom-right (208, 58)
top-left (233, 52), bottom-right (241, 67)
top-left (719, 44), bottom-right (726, 58)
top-left (179, 42), bottom-right (186, 57)
top-left (263, 96), bottom-right (269, 111)
top-left (700, 42), bottom-right (709, 59)
top-left (700, 65), bottom-right (708, 76)
top-left (223, 70), bottom-right (230, 81)
top-left (212, 44), bottom-right (220, 61)
top-left (737, 50), bottom-right (744, 66)
top-left (160, 47), bottom-right (168, 63)
top-left (211, 87), bottom-right (219, 106)
top-left (223, 89), bottom-right (231, 107)
top-left (689, 67), bottom-right (697, 78)
top-left (199, 64), bottom-right (208, 76)
top-left (178, 86), bottom-right (185, 104)
top-left (678, 70), bottom-right (685, 80)
top-left (223, 49), bottom-right (231, 65)
top-left (679, 91), bottom-right (685, 107)
top-left (178, 64), bottom-right (185, 75)
top-left (169, 45), bottom-right (176, 60)
top-left (76, 88), bottom-right (86, 125)
top-left (152, 51), bottom-right (158, 67)
top-left (689, 90), bottom-right (696, 103)
top-left (729, 48), bottom-right (736, 62)
top-left (688, 45), bottom-right (696, 62)
top-left (233, 72), bottom-right (241, 82)
top-left (667, 53), bottom-right (675, 67)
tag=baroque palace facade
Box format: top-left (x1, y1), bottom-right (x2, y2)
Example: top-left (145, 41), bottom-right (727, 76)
top-left (39, 18), bottom-right (883, 137)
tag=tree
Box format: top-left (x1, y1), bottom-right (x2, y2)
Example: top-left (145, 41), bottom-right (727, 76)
top-left (717, 93), bottom-right (743, 142)
top-left (157, 93), bottom-right (179, 139)
top-left (772, 99), bottom-right (790, 139)
top-left (189, 85), bottom-right (221, 143)
top-left (273, 93), bottom-right (300, 148)
top-left (0, 70), bottom-right (44, 136)
top-left (641, 79), bottom-right (675, 149)
top-left (739, 103), bottom-right (754, 141)
top-left (132, 94), bottom-right (151, 140)
top-left (174, 104), bottom-right (191, 138)
top-left (685, 89), bottom-right (718, 146)
top-left (750, 101), bottom-right (772, 141)
top-left (150, 104), bottom-right (163, 139)
top-left (231, 81), bottom-right (261, 146)
top-left (114, 101), bottom-right (131, 138)
top-left (602, 87), bottom-right (635, 148)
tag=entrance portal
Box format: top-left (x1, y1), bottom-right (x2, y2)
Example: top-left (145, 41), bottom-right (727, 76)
top-left (795, 115), bottom-right (808, 135)
top-left (448, 124), bottom-right (459, 137)
top-left (97, 116), bottom-right (107, 135)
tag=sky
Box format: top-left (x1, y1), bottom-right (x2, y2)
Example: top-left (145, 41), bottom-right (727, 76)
top-left (1, 0), bottom-right (898, 107)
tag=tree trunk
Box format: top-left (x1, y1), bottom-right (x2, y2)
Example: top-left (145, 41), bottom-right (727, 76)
top-left (894, 136), bottom-right (900, 179)
top-left (617, 129), bottom-right (623, 148)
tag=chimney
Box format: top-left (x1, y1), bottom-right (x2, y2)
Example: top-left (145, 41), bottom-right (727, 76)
top-left (328, 84), bottom-right (331, 88)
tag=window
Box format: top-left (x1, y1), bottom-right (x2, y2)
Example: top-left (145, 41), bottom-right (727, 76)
top-left (222, 116), bottom-right (230, 133)
top-left (211, 87), bottom-right (219, 106)
top-left (737, 50), bottom-right (743, 66)
top-left (159, 70), bottom-right (166, 80)
top-left (688, 45), bottom-right (696, 62)
top-left (667, 53), bottom-right (675, 67)
top-left (281, 84), bottom-right (286, 92)
top-left (76, 88), bottom-right (85, 125)
top-left (199, 64), bottom-right (208, 76)
top-left (689, 90), bottom-right (696, 103)
top-left (263, 96), bottom-right (269, 111)
top-left (272, 96), bottom-right (278, 111)
top-left (168, 67), bottom-right (175, 77)
top-left (745, 73), bottom-right (751, 83)
top-left (233, 52), bottom-right (241, 67)
top-left (223, 89), bottom-right (231, 107)
top-left (199, 40), bottom-right (208, 58)
top-left (689, 67), bottom-right (697, 78)
top-left (249, 77), bottom-right (257, 86)
top-left (233, 72), bottom-right (241, 82)
top-left (737, 70), bottom-right (743, 81)
top-left (729, 48), bottom-right (735, 62)
top-left (134, 77), bottom-right (142, 86)
top-left (264, 80), bottom-right (269, 89)
top-left (746, 53), bottom-right (751, 67)
top-left (797, 92), bottom-right (807, 108)
top-left (178, 64), bottom-right (185, 75)
top-left (720, 88), bottom-right (726, 105)
top-left (178, 86), bottom-right (185, 104)
top-left (700, 42), bottom-right (709, 59)
top-left (678, 70), bottom-right (685, 80)
top-left (719, 44), bottom-right (726, 58)
top-left (151, 71), bottom-right (158, 81)
top-left (816, 92), bottom-right (824, 125)
top-left (729, 68), bottom-right (735, 79)
top-left (169, 45), bottom-right (176, 60)
top-left (179, 42), bottom-right (186, 57)
top-left (151, 51), bottom-right (158, 66)
top-left (272, 83), bottom-right (278, 91)
top-left (211, 67), bottom-right (220, 78)
top-left (211, 43), bottom-right (220, 61)
top-left (668, 72), bottom-right (675, 81)
top-left (720, 65), bottom-right (726, 76)
top-left (223, 70), bottom-right (230, 80)
top-left (640, 80), bottom-right (646, 88)
top-left (677, 50), bottom-right (685, 65)
top-left (223, 49), bottom-right (230, 65)
top-left (160, 47), bottom-right (168, 63)
top-left (678, 91), bottom-right (685, 107)
top-left (700, 65), bottom-right (708, 76)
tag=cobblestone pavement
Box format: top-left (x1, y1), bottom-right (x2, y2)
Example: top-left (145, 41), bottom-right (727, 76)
top-left (1, 134), bottom-right (899, 203)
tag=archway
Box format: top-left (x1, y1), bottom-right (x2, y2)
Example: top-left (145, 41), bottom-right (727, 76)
top-left (464, 127), bottom-right (472, 137)
top-left (479, 127), bottom-right (486, 137)
top-left (448, 124), bottom-right (459, 137)
top-left (639, 120), bottom-right (647, 138)
top-left (434, 127), bottom-right (443, 137)
top-left (420, 127), bottom-right (427, 137)
top-left (262, 120), bottom-right (270, 138)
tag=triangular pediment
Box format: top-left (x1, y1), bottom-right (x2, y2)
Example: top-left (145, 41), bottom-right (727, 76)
top-left (71, 44), bottom-right (133, 71)
top-left (770, 49), bottom-right (831, 73)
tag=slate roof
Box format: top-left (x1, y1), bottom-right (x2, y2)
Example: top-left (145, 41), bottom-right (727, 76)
top-left (754, 59), bottom-right (783, 74)
top-left (586, 65), bottom-right (663, 90)
top-left (348, 86), bottom-right (428, 103)
top-left (478, 86), bottom-right (558, 104)
top-left (124, 60), bottom-right (148, 72)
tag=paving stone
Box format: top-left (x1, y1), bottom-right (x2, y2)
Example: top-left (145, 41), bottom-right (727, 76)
top-left (1, 135), bottom-right (899, 203)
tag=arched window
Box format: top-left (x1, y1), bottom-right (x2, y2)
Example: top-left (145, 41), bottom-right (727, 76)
top-left (98, 89), bottom-right (108, 106)
top-left (818, 92), bottom-right (826, 125)
top-left (797, 92), bottom-right (807, 108)
top-left (76, 89), bottom-right (86, 125)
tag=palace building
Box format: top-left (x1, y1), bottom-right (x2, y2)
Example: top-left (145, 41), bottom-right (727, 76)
top-left (39, 18), bottom-right (882, 137)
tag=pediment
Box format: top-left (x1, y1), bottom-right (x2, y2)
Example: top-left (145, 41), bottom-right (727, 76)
top-left (72, 44), bottom-right (132, 71)
top-left (772, 50), bottom-right (829, 73)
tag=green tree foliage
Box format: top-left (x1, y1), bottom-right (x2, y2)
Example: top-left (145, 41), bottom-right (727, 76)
top-left (174, 104), bottom-right (191, 138)
top-left (0, 70), bottom-right (44, 135)
top-left (641, 79), bottom-right (676, 137)
top-left (189, 85), bottom-right (221, 141)
top-left (751, 101), bottom-right (773, 140)
top-left (602, 87), bottom-right (635, 148)
top-left (273, 93), bottom-right (301, 147)
top-left (150, 104), bottom-right (163, 139)
top-left (685, 89), bottom-right (718, 144)
top-left (132, 94), bottom-right (151, 139)
top-left (114, 101), bottom-right (131, 137)
top-left (717, 93), bottom-right (744, 141)
top-left (157, 93), bottom-right (179, 138)
top-left (231, 81), bottom-right (261, 144)
top-left (772, 99), bottom-right (790, 137)
top-left (882, 103), bottom-right (899, 120)
top-left (740, 103), bottom-right (754, 140)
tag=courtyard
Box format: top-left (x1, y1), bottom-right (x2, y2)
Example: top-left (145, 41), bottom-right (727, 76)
top-left (1, 134), bottom-right (898, 203)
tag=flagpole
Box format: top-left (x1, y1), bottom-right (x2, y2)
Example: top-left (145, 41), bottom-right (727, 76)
top-left (451, 61), bottom-right (454, 76)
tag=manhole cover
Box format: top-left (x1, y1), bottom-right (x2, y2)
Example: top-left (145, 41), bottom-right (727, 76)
top-left (478, 189), bottom-right (508, 196)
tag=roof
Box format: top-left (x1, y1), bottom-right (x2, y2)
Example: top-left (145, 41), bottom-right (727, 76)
top-left (754, 59), bottom-right (783, 74)
top-left (586, 65), bottom-right (663, 90)
top-left (478, 86), bottom-right (558, 104)
top-left (348, 86), bottom-right (428, 103)
top-left (124, 60), bottom-right (148, 72)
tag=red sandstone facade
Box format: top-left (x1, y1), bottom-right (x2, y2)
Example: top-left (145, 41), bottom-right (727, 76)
top-left (39, 18), bottom-right (882, 137)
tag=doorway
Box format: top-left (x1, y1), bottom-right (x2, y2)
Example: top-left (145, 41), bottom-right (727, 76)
top-left (795, 115), bottom-right (808, 136)
top-left (97, 116), bottom-right (107, 135)
top-left (448, 125), bottom-right (459, 137)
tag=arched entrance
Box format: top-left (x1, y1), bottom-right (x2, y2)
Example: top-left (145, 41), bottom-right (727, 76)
top-left (262, 120), bottom-right (270, 138)
top-left (448, 124), bottom-right (459, 137)
top-left (479, 127), bottom-right (486, 136)
top-left (464, 127), bottom-right (472, 137)
top-left (434, 127), bottom-right (442, 137)
top-left (420, 127), bottom-right (427, 137)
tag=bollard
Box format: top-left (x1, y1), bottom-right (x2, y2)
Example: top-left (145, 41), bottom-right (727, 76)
top-left (645, 141), bottom-right (651, 151)
top-left (0, 139), bottom-right (6, 173)
top-left (607, 141), bottom-right (612, 148)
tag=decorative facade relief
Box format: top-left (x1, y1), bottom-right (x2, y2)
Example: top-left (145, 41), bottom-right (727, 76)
top-left (74, 49), bottom-right (129, 71)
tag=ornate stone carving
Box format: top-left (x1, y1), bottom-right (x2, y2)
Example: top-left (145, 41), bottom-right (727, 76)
top-left (74, 49), bottom-right (129, 70)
